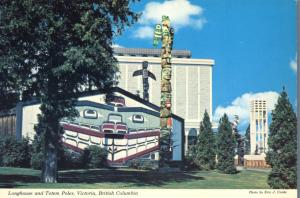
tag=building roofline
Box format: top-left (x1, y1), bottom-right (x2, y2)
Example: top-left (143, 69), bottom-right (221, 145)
top-left (115, 55), bottom-right (214, 66)
top-left (113, 47), bottom-right (192, 58)
top-left (106, 87), bottom-right (185, 121)
top-left (14, 87), bottom-right (184, 122)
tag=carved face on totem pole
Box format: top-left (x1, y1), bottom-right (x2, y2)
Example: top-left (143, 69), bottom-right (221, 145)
top-left (160, 118), bottom-right (168, 129)
top-left (162, 15), bottom-right (170, 27)
top-left (160, 107), bottom-right (171, 118)
top-left (160, 117), bottom-right (172, 129)
top-left (161, 80), bottom-right (171, 92)
top-left (162, 68), bottom-right (171, 80)
top-left (162, 51), bottom-right (171, 59)
top-left (162, 58), bottom-right (171, 67)
top-left (162, 26), bottom-right (170, 37)
top-left (161, 92), bottom-right (171, 108)
top-left (142, 61), bottom-right (148, 69)
top-left (161, 92), bottom-right (171, 100)
top-left (162, 58), bottom-right (167, 66)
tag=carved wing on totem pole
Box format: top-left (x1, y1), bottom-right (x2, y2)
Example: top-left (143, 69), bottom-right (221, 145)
top-left (132, 69), bottom-right (156, 80)
top-left (153, 24), bottom-right (162, 47)
top-left (132, 70), bottom-right (143, 77)
top-left (147, 71), bottom-right (156, 80)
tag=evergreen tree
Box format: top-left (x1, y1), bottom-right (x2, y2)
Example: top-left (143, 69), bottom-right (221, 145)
top-left (266, 89), bottom-right (297, 189)
top-left (235, 132), bottom-right (244, 165)
top-left (216, 114), bottom-right (237, 174)
top-left (195, 110), bottom-right (216, 170)
top-left (0, 0), bottom-right (139, 183)
top-left (244, 125), bottom-right (250, 155)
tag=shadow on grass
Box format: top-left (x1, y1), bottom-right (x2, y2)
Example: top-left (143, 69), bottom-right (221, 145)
top-left (58, 169), bottom-right (204, 187)
top-left (0, 174), bottom-right (40, 188)
top-left (0, 169), bottom-right (204, 188)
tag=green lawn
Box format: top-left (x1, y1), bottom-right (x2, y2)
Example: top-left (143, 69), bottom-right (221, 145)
top-left (0, 167), bottom-right (270, 189)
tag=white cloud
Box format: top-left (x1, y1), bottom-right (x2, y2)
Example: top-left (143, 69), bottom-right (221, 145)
top-left (290, 54), bottom-right (297, 72)
top-left (213, 91), bottom-right (280, 127)
top-left (133, 26), bottom-right (154, 39)
top-left (134, 0), bottom-right (206, 39)
top-left (112, 44), bottom-right (124, 48)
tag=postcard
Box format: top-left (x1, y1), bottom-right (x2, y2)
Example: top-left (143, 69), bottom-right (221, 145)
top-left (0, 1), bottom-right (297, 198)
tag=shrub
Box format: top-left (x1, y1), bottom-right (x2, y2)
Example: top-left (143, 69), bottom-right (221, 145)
top-left (0, 135), bottom-right (31, 168)
top-left (128, 159), bottom-right (140, 169)
top-left (81, 145), bottom-right (107, 168)
top-left (30, 135), bottom-right (43, 169)
top-left (128, 159), bottom-right (157, 170)
top-left (184, 155), bottom-right (201, 171)
top-left (30, 152), bottom-right (43, 170)
top-left (58, 148), bottom-right (82, 170)
top-left (31, 134), bottom-right (83, 170)
top-left (184, 145), bottom-right (201, 171)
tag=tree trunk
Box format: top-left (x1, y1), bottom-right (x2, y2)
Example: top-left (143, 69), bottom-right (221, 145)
top-left (42, 131), bottom-right (58, 183)
top-left (41, 72), bottom-right (60, 183)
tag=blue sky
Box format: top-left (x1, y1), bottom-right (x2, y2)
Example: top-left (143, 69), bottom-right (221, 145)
top-left (113, 0), bottom-right (297, 132)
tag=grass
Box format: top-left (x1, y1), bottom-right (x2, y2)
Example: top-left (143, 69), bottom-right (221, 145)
top-left (0, 167), bottom-right (270, 189)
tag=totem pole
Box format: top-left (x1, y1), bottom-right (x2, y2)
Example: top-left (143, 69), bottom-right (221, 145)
top-left (153, 16), bottom-right (174, 166)
top-left (132, 61), bottom-right (156, 101)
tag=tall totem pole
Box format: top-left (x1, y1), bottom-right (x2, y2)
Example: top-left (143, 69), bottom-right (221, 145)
top-left (153, 16), bottom-right (174, 166)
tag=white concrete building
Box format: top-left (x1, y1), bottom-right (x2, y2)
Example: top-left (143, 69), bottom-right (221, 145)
top-left (114, 47), bottom-right (214, 152)
top-left (249, 99), bottom-right (269, 154)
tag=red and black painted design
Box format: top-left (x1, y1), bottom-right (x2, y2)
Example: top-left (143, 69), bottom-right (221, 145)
top-left (62, 123), bottom-right (160, 165)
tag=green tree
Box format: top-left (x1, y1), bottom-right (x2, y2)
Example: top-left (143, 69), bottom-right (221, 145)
top-left (235, 131), bottom-right (244, 165)
top-left (231, 117), bottom-right (244, 165)
top-left (0, 0), bottom-right (139, 183)
top-left (266, 89), bottom-right (297, 189)
top-left (216, 114), bottom-right (236, 174)
top-left (195, 110), bottom-right (216, 170)
top-left (244, 125), bottom-right (250, 155)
